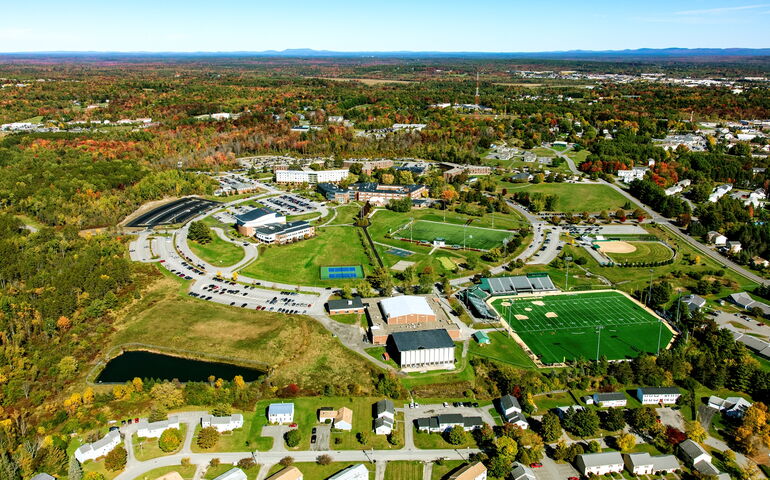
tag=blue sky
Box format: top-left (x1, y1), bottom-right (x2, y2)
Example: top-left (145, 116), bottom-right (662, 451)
top-left (1, 0), bottom-right (768, 52)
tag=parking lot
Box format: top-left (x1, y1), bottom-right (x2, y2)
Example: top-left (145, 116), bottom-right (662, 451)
top-left (262, 194), bottom-right (317, 215)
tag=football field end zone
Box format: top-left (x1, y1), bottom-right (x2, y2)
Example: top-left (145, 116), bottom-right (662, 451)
top-left (485, 289), bottom-right (677, 368)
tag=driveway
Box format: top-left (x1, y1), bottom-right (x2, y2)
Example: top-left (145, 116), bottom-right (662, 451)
top-left (261, 425), bottom-right (290, 452)
top-left (311, 424), bottom-right (331, 451)
top-left (657, 407), bottom-right (685, 431)
top-left (536, 455), bottom-right (579, 480)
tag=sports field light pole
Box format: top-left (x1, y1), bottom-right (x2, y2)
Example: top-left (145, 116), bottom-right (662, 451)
top-left (646, 268), bottom-right (654, 307)
top-left (656, 318), bottom-right (663, 354)
top-left (565, 256), bottom-right (572, 291)
top-left (595, 325), bottom-right (604, 361)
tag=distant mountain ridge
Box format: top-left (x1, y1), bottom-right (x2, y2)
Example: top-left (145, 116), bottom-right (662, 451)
top-left (2, 47), bottom-right (770, 59)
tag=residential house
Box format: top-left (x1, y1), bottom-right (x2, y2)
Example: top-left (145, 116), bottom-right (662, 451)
top-left (636, 387), bottom-right (681, 405)
top-left (555, 405), bottom-right (584, 420)
top-left (267, 403), bottom-right (295, 424)
top-left (334, 407), bottom-right (353, 431)
top-left (679, 439), bottom-right (712, 469)
top-left (373, 399), bottom-right (395, 435)
top-left (448, 462), bottom-right (487, 480)
top-left (498, 394), bottom-right (529, 429)
top-left (708, 396), bottom-right (753, 418)
top-left (752, 256), bottom-right (770, 268)
top-left (136, 415), bottom-right (179, 438)
top-left (265, 466), bottom-right (303, 480)
top-left (200, 414), bottom-right (243, 433)
top-left (510, 172), bottom-right (533, 183)
top-left (728, 292), bottom-right (770, 317)
top-left (709, 184), bottom-right (733, 203)
top-left (327, 464), bottom-right (369, 480)
top-left (415, 414), bottom-right (484, 433)
top-left (623, 453), bottom-right (680, 475)
top-left (212, 468), bottom-right (248, 480)
top-left (592, 392), bottom-right (627, 407)
top-left (680, 295), bottom-right (706, 312)
top-left (510, 463), bottom-right (536, 480)
top-left (74, 430), bottom-right (122, 463)
top-left (575, 452), bottom-right (625, 476)
top-left (30, 475), bottom-right (56, 480)
top-left (707, 231), bottom-right (728, 246)
top-left (726, 241), bottom-right (742, 254)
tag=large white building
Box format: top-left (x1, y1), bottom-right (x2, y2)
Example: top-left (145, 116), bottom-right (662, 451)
top-left (592, 392), bottom-right (627, 407)
top-left (388, 329), bottom-right (455, 371)
top-left (575, 452), bottom-right (625, 476)
top-left (637, 387), bottom-right (681, 405)
top-left (617, 167), bottom-right (649, 183)
top-left (136, 415), bottom-right (180, 438)
top-left (235, 207), bottom-right (286, 236)
top-left (253, 220), bottom-right (315, 244)
top-left (379, 295), bottom-right (436, 324)
top-left (200, 413), bottom-right (244, 432)
top-left (268, 403), bottom-right (295, 424)
top-left (275, 168), bottom-right (349, 184)
top-left (327, 464), bottom-right (369, 480)
top-left (74, 430), bottom-right (122, 463)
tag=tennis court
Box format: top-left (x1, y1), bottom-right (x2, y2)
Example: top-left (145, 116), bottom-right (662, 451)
top-left (386, 247), bottom-right (414, 257)
top-left (394, 220), bottom-right (513, 250)
top-left (489, 291), bottom-right (674, 364)
top-left (320, 265), bottom-right (364, 280)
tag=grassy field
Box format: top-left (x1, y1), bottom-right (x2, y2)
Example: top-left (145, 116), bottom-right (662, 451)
top-left (191, 411), bottom-right (273, 453)
top-left (384, 461), bottom-right (423, 480)
top-left (132, 464), bottom-right (198, 480)
top-left (503, 183), bottom-right (633, 212)
top-left (238, 226), bottom-right (373, 286)
top-left (603, 241), bottom-right (674, 264)
top-left (112, 273), bottom-right (379, 391)
top-left (133, 424), bottom-right (188, 460)
top-left (431, 461), bottom-right (465, 480)
top-left (393, 220), bottom-right (514, 250)
top-left (266, 463), bottom-right (374, 480)
top-left (490, 291), bottom-right (674, 363)
top-left (413, 430), bottom-right (478, 449)
top-left (467, 330), bottom-right (537, 368)
top-left (188, 234), bottom-right (245, 267)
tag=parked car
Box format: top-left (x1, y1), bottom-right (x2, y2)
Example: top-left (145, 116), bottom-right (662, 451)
top-left (529, 463), bottom-right (543, 468)
top-left (311, 435), bottom-right (317, 444)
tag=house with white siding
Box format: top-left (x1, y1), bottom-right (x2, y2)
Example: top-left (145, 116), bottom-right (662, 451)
top-left (575, 452), bottom-right (625, 476)
top-left (136, 415), bottom-right (180, 438)
top-left (200, 413), bottom-right (244, 432)
top-left (637, 387), bottom-right (681, 405)
top-left (74, 430), bottom-right (122, 463)
top-left (267, 403), bottom-right (295, 424)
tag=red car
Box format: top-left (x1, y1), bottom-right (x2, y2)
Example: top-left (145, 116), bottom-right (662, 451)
top-left (568, 477), bottom-right (580, 480)
top-left (289, 423), bottom-right (297, 428)
top-left (530, 463), bottom-right (543, 468)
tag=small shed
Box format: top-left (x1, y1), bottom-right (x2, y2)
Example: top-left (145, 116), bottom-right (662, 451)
top-left (473, 331), bottom-right (491, 345)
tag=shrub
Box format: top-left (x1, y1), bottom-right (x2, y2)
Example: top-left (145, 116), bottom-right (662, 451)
top-left (285, 429), bottom-right (301, 447)
top-left (104, 445), bottom-right (127, 472)
top-left (209, 458), bottom-right (221, 467)
top-left (357, 431), bottom-right (370, 445)
top-left (238, 458), bottom-right (256, 470)
top-left (317, 454), bottom-right (333, 465)
top-left (197, 427), bottom-right (220, 449)
top-left (159, 428), bottom-right (183, 452)
top-left (279, 456), bottom-right (294, 467)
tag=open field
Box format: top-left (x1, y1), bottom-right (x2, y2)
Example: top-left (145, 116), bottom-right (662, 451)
top-left (133, 464), bottom-right (198, 480)
top-left (431, 460), bottom-right (465, 480)
top-left (188, 234), bottom-right (245, 267)
top-left (239, 226), bottom-right (372, 286)
top-left (393, 219), bottom-right (514, 250)
top-left (502, 183), bottom-right (633, 212)
top-left (133, 424), bottom-right (188, 460)
top-left (601, 241), bottom-right (674, 264)
top-left (490, 291), bottom-right (674, 364)
top-left (112, 273), bottom-right (379, 391)
top-left (191, 411), bottom-right (272, 453)
top-left (467, 330), bottom-right (537, 369)
top-left (385, 461), bottom-right (423, 480)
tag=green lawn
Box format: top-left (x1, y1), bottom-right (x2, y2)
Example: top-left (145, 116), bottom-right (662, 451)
top-left (431, 461), bottom-right (465, 480)
top-left (603, 241), bottom-right (674, 264)
top-left (504, 183), bottom-right (633, 212)
top-left (191, 411), bottom-right (273, 453)
top-left (132, 464), bottom-right (198, 480)
top-left (413, 431), bottom-right (478, 449)
top-left (532, 391), bottom-right (577, 415)
top-left (133, 424), bottom-right (188, 460)
top-left (393, 220), bottom-right (515, 251)
top-left (330, 313), bottom-right (364, 325)
top-left (491, 291), bottom-right (674, 363)
top-left (385, 461), bottom-right (423, 480)
top-left (266, 463), bottom-right (374, 480)
top-left (238, 226), bottom-right (373, 286)
top-left (567, 150), bottom-right (590, 164)
top-left (188, 234), bottom-right (245, 268)
top-left (467, 330), bottom-right (537, 369)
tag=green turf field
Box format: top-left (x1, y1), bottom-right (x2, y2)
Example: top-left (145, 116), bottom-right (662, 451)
top-left (602, 241), bottom-right (674, 264)
top-left (501, 183), bottom-right (634, 212)
top-left (490, 291), bottom-right (674, 364)
top-left (394, 220), bottom-right (513, 250)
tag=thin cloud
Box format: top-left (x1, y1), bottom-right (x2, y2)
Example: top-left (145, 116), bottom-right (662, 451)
top-left (675, 3), bottom-right (770, 15)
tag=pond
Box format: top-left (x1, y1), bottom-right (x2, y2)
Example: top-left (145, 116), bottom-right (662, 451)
top-left (96, 350), bottom-right (265, 383)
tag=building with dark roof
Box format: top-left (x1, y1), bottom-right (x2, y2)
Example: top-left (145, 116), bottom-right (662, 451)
top-left (592, 392), bottom-right (627, 407)
top-left (327, 297), bottom-right (365, 315)
top-left (416, 414), bottom-right (485, 433)
top-left (637, 387), bottom-right (681, 405)
top-left (253, 221), bottom-right (315, 244)
top-left (365, 296), bottom-right (460, 346)
top-left (388, 329), bottom-right (455, 371)
top-left (235, 207), bottom-right (286, 236)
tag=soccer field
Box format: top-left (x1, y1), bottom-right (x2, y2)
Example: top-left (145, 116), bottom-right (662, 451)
top-left (489, 291), bottom-right (674, 364)
top-left (395, 220), bottom-right (513, 250)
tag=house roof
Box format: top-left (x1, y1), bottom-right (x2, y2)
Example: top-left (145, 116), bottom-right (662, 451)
top-left (416, 417), bottom-right (439, 429)
top-left (679, 439), bottom-right (708, 461)
top-left (593, 392), bottom-right (626, 402)
top-left (266, 467), bottom-right (303, 480)
top-left (335, 407), bottom-right (353, 425)
top-left (268, 403), bottom-right (294, 416)
top-left (448, 462), bottom-right (487, 480)
top-left (76, 430), bottom-right (120, 456)
top-left (30, 474), bottom-right (56, 480)
top-left (328, 297), bottom-right (364, 311)
top-left (474, 331), bottom-right (490, 342)
top-left (681, 295), bottom-right (706, 309)
top-left (638, 387), bottom-right (680, 396)
top-left (651, 455), bottom-right (681, 471)
top-left (379, 295), bottom-right (434, 319)
top-left (390, 329), bottom-right (455, 352)
top-left (203, 413), bottom-right (243, 426)
top-left (253, 220), bottom-right (311, 236)
top-left (374, 416), bottom-right (394, 429)
top-left (695, 460), bottom-right (720, 476)
top-left (328, 464), bottom-right (369, 480)
top-left (505, 411), bottom-right (529, 425)
top-left (212, 468), bottom-right (248, 480)
top-left (375, 399), bottom-right (395, 417)
top-left (235, 207), bottom-right (277, 224)
top-left (578, 452), bottom-right (624, 468)
top-left (510, 463), bottom-right (536, 480)
top-left (625, 453), bottom-right (654, 468)
top-left (500, 394), bottom-right (521, 412)
top-left (137, 415), bottom-right (178, 432)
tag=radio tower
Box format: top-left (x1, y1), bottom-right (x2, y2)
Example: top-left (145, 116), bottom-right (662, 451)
top-left (474, 71), bottom-right (480, 106)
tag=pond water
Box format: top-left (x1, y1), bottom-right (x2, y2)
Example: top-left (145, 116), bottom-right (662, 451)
top-left (96, 350), bottom-right (265, 383)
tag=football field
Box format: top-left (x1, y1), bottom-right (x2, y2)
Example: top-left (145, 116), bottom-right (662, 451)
top-left (395, 220), bottom-right (513, 250)
top-left (489, 291), bottom-right (674, 364)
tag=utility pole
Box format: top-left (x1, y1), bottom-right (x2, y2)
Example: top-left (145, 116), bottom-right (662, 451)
top-left (657, 319), bottom-right (663, 354)
top-left (565, 256), bottom-right (573, 291)
top-left (647, 268), bottom-right (654, 307)
top-left (596, 325), bottom-right (603, 361)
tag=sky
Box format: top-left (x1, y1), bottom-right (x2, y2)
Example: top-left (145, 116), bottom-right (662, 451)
top-left (1, 0), bottom-right (769, 52)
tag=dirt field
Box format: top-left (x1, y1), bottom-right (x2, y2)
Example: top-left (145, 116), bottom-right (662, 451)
top-left (598, 240), bottom-right (637, 253)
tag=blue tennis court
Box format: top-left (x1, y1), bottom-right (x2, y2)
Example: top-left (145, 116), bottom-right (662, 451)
top-left (386, 247), bottom-right (413, 257)
top-left (320, 265), bottom-right (364, 280)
